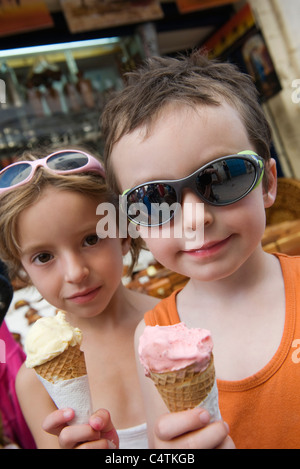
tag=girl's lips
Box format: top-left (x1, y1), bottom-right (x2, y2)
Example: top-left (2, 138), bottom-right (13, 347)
top-left (67, 286), bottom-right (101, 304)
top-left (183, 236), bottom-right (232, 258)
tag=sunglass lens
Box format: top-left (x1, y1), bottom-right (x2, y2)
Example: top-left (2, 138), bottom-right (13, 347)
top-left (127, 183), bottom-right (177, 225)
top-left (0, 163), bottom-right (31, 189)
top-left (196, 157), bottom-right (256, 204)
top-left (47, 152), bottom-right (89, 171)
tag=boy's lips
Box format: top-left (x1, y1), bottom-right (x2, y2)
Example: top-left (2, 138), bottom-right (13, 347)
top-left (183, 236), bottom-right (232, 257)
top-left (67, 286), bottom-right (101, 304)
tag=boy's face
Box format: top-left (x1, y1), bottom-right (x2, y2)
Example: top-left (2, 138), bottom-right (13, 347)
top-left (111, 101), bottom-right (276, 281)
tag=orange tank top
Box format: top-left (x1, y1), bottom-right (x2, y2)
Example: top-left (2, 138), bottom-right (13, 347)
top-left (144, 254), bottom-right (300, 449)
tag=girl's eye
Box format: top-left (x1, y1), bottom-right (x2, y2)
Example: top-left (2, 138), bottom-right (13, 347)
top-left (84, 234), bottom-right (101, 247)
top-left (32, 253), bottom-right (53, 265)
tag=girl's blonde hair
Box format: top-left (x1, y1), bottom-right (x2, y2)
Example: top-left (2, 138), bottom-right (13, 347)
top-left (0, 149), bottom-right (138, 282)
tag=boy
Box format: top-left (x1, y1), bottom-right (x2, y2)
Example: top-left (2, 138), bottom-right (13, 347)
top-left (101, 52), bottom-right (300, 449)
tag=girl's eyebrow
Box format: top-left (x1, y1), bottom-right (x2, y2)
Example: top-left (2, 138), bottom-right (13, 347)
top-left (20, 243), bottom-right (51, 256)
top-left (21, 224), bottom-right (98, 256)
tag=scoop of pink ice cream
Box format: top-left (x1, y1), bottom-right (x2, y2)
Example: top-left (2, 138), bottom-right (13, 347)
top-left (138, 322), bottom-right (213, 376)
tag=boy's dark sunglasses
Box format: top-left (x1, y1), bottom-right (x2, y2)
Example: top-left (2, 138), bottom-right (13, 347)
top-left (121, 151), bottom-right (264, 227)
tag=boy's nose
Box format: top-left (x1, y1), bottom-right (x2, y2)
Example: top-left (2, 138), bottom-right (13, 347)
top-left (181, 190), bottom-right (214, 231)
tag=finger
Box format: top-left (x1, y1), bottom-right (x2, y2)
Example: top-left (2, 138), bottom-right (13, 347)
top-left (76, 439), bottom-right (116, 450)
top-left (154, 407), bottom-right (211, 441)
top-left (42, 408), bottom-right (75, 436)
top-left (184, 421), bottom-right (229, 449)
top-left (59, 423), bottom-right (100, 450)
top-left (89, 409), bottom-right (119, 449)
top-left (156, 420), bottom-right (229, 450)
top-left (216, 435), bottom-right (236, 449)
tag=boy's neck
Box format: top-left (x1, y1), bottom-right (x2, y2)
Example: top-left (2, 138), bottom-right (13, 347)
top-left (177, 248), bottom-right (280, 320)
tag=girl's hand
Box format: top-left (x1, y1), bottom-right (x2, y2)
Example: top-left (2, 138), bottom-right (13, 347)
top-left (42, 408), bottom-right (119, 449)
top-left (153, 408), bottom-right (235, 449)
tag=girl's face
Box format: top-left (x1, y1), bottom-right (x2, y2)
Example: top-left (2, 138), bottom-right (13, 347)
top-left (17, 187), bottom-right (129, 318)
top-left (111, 102), bottom-right (276, 282)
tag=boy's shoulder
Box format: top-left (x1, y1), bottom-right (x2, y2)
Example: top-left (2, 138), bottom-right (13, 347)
top-left (276, 253), bottom-right (300, 274)
top-left (143, 289), bottom-right (181, 326)
top-left (275, 254), bottom-right (300, 306)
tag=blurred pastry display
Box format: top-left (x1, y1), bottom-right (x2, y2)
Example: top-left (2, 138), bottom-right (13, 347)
top-left (126, 262), bottom-right (189, 299)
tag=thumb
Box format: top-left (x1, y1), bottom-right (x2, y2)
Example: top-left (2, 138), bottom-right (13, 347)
top-left (89, 408), bottom-right (119, 449)
top-left (42, 408), bottom-right (75, 436)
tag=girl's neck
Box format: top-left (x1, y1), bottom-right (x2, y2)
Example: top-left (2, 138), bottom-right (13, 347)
top-left (65, 282), bottom-right (134, 332)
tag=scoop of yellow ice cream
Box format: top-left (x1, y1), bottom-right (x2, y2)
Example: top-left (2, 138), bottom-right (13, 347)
top-left (25, 311), bottom-right (82, 368)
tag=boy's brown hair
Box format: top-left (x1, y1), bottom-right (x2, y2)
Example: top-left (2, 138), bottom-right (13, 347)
top-left (101, 51), bottom-right (272, 194)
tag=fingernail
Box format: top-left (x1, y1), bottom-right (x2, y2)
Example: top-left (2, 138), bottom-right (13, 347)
top-left (224, 421), bottom-right (230, 432)
top-left (199, 410), bottom-right (210, 424)
top-left (63, 409), bottom-right (74, 419)
top-left (91, 416), bottom-right (104, 430)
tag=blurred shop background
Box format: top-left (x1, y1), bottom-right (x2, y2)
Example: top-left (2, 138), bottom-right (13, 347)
top-left (0, 0), bottom-right (300, 281)
top-left (0, 0), bottom-right (299, 179)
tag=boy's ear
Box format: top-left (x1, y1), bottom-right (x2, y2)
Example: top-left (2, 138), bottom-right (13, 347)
top-left (263, 158), bottom-right (277, 209)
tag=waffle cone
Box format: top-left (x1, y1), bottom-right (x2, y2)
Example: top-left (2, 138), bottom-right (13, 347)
top-left (34, 344), bottom-right (87, 384)
top-left (149, 355), bottom-right (215, 412)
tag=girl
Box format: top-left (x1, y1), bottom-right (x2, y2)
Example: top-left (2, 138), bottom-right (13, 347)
top-left (0, 148), bottom-right (159, 449)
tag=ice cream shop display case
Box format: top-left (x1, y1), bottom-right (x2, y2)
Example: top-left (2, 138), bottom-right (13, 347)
top-left (0, 35), bottom-right (144, 169)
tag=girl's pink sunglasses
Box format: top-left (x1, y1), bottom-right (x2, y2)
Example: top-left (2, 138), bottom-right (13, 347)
top-left (0, 149), bottom-right (105, 194)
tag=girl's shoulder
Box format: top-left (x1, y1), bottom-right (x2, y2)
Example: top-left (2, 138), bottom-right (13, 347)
top-left (126, 288), bottom-right (160, 314)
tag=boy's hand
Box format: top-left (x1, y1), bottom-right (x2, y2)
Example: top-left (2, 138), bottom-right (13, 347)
top-left (43, 408), bottom-right (119, 449)
top-left (153, 408), bottom-right (235, 449)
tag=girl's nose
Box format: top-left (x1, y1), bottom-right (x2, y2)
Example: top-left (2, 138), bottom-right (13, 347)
top-left (63, 254), bottom-right (89, 284)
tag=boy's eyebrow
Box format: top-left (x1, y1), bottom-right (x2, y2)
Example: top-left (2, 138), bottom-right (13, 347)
top-left (125, 151), bottom-right (234, 187)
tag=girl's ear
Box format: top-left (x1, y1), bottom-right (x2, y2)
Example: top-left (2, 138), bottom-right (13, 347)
top-left (263, 158), bottom-right (277, 209)
top-left (121, 235), bottom-right (132, 256)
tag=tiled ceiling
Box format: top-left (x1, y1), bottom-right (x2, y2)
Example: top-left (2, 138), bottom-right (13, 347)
top-left (1, 1), bottom-right (238, 54)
